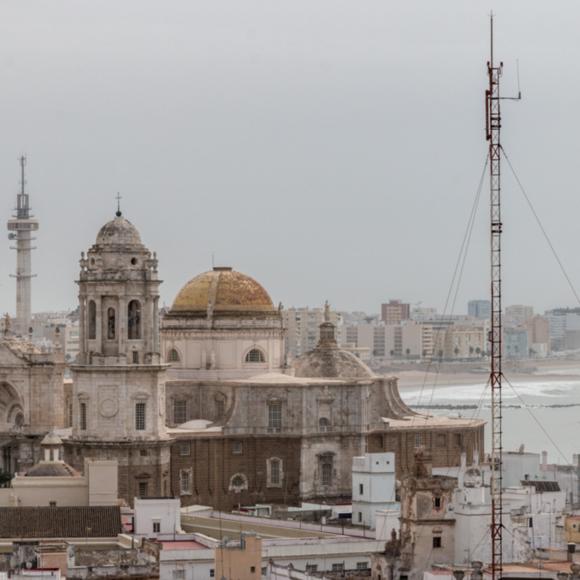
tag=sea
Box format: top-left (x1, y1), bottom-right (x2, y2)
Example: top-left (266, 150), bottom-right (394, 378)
top-left (401, 367), bottom-right (580, 465)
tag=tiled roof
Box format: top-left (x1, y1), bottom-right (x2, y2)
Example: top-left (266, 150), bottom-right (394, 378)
top-left (0, 506), bottom-right (122, 538)
top-left (521, 480), bottom-right (561, 492)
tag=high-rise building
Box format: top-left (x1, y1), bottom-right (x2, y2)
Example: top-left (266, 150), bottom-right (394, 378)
top-left (7, 157), bottom-right (39, 336)
top-left (467, 299), bottom-right (491, 320)
top-left (380, 300), bottom-right (410, 326)
top-left (505, 304), bottom-right (534, 327)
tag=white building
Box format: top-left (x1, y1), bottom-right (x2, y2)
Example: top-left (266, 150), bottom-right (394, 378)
top-left (134, 497), bottom-right (181, 537)
top-left (352, 453), bottom-right (397, 529)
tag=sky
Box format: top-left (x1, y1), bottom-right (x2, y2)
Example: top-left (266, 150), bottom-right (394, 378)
top-left (1, 1), bottom-right (580, 316)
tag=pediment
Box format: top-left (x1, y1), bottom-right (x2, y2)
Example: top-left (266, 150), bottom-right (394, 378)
top-left (0, 342), bottom-right (31, 367)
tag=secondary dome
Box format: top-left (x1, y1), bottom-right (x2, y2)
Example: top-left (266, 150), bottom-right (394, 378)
top-left (96, 213), bottom-right (142, 247)
top-left (171, 267), bottom-right (275, 314)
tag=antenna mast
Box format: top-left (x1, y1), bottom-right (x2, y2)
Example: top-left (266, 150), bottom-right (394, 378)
top-left (486, 14), bottom-right (503, 580)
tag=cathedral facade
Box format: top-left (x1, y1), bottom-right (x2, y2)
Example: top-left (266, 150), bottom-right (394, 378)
top-left (1, 211), bottom-right (485, 509)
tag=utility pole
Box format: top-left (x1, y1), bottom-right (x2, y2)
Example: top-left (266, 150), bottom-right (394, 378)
top-left (7, 156), bottom-right (39, 337)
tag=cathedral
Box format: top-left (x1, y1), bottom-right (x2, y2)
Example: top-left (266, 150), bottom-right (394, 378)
top-left (0, 210), bottom-right (485, 508)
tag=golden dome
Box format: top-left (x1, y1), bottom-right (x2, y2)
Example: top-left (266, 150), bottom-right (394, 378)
top-left (171, 267), bottom-right (276, 314)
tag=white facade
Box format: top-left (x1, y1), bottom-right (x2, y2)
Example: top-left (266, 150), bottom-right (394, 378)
top-left (134, 497), bottom-right (181, 537)
top-left (352, 453), bottom-right (396, 529)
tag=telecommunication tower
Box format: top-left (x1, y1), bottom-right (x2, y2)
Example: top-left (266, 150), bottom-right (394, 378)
top-left (486, 15), bottom-right (520, 580)
top-left (7, 156), bottom-right (39, 336)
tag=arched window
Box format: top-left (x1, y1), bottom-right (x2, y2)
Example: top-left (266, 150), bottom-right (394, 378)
top-left (128, 300), bottom-right (141, 340)
top-left (168, 348), bottom-right (180, 362)
top-left (88, 300), bottom-right (97, 339)
top-left (319, 417), bottom-right (330, 433)
top-left (245, 348), bottom-right (265, 363)
top-left (107, 308), bottom-right (116, 340)
top-left (80, 402), bottom-right (87, 431)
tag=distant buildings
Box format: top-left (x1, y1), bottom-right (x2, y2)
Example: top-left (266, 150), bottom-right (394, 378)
top-left (468, 299), bottom-right (491, 320)
top-left (381, 300), bottom-right (410, 326)
top-left (505, 304), bottom-right (534, 327)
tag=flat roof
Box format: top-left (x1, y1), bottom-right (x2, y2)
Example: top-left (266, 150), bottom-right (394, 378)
top-left (181, 515), bottom-right (336, 540)
top-left (383, 415), bottom-right (485, 430)
top-left (161, 540), bottom-right (207, 551)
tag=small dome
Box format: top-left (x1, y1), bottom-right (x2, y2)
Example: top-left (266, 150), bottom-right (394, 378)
top-left (293, 347), bottom-right (375, 380)
top-left (25, 462), bottom-right (79, 478)
top-left (96, 214), bottom-right (142, 247)
top-left (171, 267), bottom-right (275, 314)
top-left (41, 432), bottom-right (62, 446)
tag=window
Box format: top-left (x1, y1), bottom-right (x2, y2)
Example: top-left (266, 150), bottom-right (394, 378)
top-left (135, 402), bottom-right (146, 431)
top-left (437, 433), bottom-right (447, 447)
top-left (172, 571), bottom-right (185, 580)
top-left (250, 567), bottom-right (255, 573)
top-left (268, 401), bottom-right (282, 432)
top-left (153, 521), bottom-right (160, 533)
top-left (332, 563), bottom-right (345, 572)
top-left (49, 501), bottom-right (56, 508)
top-left (209, 571), bottom-right (215, 578)
top-left (358, 511), bottom-right (362, 522)
top-left (138, 481), bottom-right (148, 498)
top-left (454, 433), bottom-right (463, 447)
top-left (80, 402), bottom-right (87, 431)
top-left (88, 300), bottom-right (97, 339)
top-left (433, 536), bottom-right (442, 548)
top-left (168, 348), bottom-right (180, 362)
top-left (245, 348), bottom-right (265, 363)
top-left (68, 402), bottom-right (73, 427)
top-left (229, 473), bottom-right (248, 492)
top-left (215, 398), bottom-right (225, 419)
top-left (319, 417), bottom-right (330, 432)
top-left (359, 483), bottom-right (364, 495)
top-left (132, 350), bottom-right (139, 364)
top-left (414, 433), bottom-right (424, 449)
top-left (270, 458), bottom-right (281, 486)
top-left (232, 441), bottom-right (243, 455)
top-left (320, 454), bottom-right (333, 486)
top-left (173, 399), bottom-right (187, 424)
top-left (107, 307), bottom-right (116, 340)
top-left (128, 300), bottom-right (141, 339)
top-left (140, 449), bottom-right (148, 457)
top-left (357, 562), bottom-right (368, 570)
top-left (306, 565), bottom-right (318, 573)
top-left (434, 496), bottom-right (442, 510)
top-left (180, 469), bottom-right (192, 495)
top-left (179, 442), bottom-right (191, 456)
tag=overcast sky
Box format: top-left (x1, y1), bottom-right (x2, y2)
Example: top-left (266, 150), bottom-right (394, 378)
top-left (1, 1), bottom-right (580, 316)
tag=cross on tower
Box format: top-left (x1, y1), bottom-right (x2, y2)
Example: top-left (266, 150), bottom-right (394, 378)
top-left (116, 193), bottom-right (122, 217)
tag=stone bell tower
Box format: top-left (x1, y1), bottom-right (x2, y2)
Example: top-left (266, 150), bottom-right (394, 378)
top-left (67, 204), bottom-right (171, 502)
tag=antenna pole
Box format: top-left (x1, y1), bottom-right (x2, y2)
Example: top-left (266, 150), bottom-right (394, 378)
top-left (486, 13), bottom-right (503, 580)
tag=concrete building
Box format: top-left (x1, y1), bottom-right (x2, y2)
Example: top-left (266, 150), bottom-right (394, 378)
top-left (504, 327), bottom-right (529, 359)
top-left (468, 300), bottom-right (491, 320)
top-left (6, 157), bottom-right (39, 337)
top-left (506, 305), bottom-right (535, 327)
top-left (216, 533), bottom-right (262, 580)
top-left (352, 453), bottom-right (397, 529)
top-left (134, 497), bottom-right (181, 537)
top-left (381, 300), bottom-right (410, 326)
top-left (0, 433), bottom-right (117, 507)
top-left (526, 315), bottom-right (550, 357)
top-left (432, 323), bottom-right (486, 360)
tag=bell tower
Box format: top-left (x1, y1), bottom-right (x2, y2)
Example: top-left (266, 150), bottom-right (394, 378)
top-left (69, 205), bottom-right (171, 502)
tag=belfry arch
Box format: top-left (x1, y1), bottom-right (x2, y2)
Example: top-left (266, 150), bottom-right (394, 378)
top-left (0, 382), bottom-right (24, 431)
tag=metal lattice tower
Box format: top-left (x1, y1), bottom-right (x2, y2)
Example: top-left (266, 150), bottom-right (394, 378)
top-left (486, 15), bottom-right (503, 580)
top-left (7, 156), bottom-right (39, 336)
